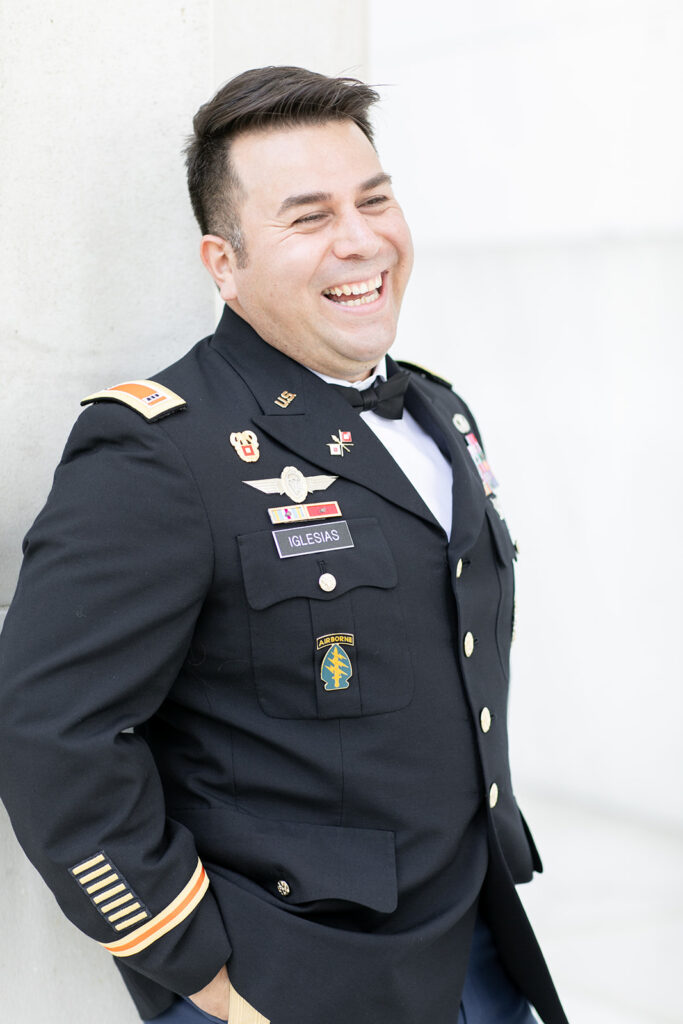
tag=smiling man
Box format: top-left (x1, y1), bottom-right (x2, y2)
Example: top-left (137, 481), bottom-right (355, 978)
top-left (0, 68), bottom-right (567, 1024)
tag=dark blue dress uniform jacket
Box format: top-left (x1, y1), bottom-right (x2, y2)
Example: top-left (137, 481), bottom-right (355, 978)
top-left (0, 306), bottom-right (568, 1024)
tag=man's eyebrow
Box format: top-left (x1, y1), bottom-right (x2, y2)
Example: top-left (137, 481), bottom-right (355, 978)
top-left (276, 173), bottom-right (393, 218)
top-left (359, 172), bottom-right (392, 192)
top-left (277, 191), bottom-right (331, 217)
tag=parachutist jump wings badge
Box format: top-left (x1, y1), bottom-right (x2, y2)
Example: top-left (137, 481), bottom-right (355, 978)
top-left (243, 465), bottom-right (338, 504)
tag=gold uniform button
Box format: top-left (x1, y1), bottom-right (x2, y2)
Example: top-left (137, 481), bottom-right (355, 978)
top-left (456, 558), bottom-right (463, 578)
top-left (276, 880), bottom-right (291, 897)
top-left (463, 631), bottom-right (475, 658)
top-left (489, 783), bottom-right (499, 808)
top-left (480, 707), bottom-right (492, 733)
top-left (318, 573), bottom-right (337, 593)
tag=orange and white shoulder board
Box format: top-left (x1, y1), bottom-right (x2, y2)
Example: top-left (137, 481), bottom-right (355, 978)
top-left (81, 379), bottom-right (186, 422)
top-left (101, 858), bottom-right (209, 958)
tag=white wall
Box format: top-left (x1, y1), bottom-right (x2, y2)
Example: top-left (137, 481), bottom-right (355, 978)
top-left (0, 3), bottom-right (367, 1020)
top-left (369, 0), bottom-right (683, 830)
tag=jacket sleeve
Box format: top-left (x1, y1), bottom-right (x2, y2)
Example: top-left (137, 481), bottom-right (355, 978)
top-left (0, 401), bottom-right (231, 995)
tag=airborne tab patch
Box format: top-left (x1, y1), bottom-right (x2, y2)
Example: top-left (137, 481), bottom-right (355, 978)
top-left (81, 380), bottom-right (186, 422)
top-left (317, 632), bottom-right (355, 651)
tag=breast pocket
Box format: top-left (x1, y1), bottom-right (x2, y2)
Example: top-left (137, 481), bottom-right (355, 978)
top-left (237, 517), bottom-right (414, 719)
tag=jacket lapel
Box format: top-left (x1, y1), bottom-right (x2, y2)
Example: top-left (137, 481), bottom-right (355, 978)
top-left (395, 358), bottom-right (488, 555)
top-left (209, 307), bottom-right (441, 530)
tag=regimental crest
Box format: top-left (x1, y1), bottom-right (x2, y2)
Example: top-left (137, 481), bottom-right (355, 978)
top-left (320, 643), bottom-right (353, 691)
top-left (230, 430), bottom-right (260, 463)
top-left (327, 430), bottom-right (353, 457)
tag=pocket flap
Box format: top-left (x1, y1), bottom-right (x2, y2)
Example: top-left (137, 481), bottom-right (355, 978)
top-left (171, 804), bottom-right (398, 913)
top-left (485, 501), bottom-right (517, 566)
top-left (238, 517), bottom-right (398, 610)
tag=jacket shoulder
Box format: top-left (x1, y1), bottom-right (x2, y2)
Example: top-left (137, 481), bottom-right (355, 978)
top-left (78, 337), bottom-right (216, 425)
top-left (397, 360), bottom-right (452, 389)
top-left (80, 379), bottom-right (186, 423)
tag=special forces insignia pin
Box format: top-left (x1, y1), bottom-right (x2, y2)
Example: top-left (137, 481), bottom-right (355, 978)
top-left (317, 634), bottom-right (355, 691)
top-left (230, 430), bottom-right (260, 463)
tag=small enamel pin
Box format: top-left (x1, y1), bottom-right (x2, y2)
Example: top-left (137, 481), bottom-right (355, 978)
top-left (230, 430), bottom-right (260, 463)
top-left (327, 430), bottom-right (353, 456)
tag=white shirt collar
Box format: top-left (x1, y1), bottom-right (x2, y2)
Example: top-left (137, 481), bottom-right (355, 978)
top-left (305, 357), bottom-right (388, 392)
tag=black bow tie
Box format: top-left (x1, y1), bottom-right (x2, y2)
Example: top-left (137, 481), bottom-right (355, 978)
top-left (328, 370), bottom-right (411, 420)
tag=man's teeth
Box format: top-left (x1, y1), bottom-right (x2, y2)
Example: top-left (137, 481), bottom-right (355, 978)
top-left (323, 273), bottom-right (383, 303)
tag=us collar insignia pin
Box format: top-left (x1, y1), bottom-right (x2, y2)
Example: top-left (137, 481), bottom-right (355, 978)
top-left (230, 430), bottom-right (260, 463)
top-left (465, 432), bottom-right (499, 495)
top-left (274, 390), bottom-right (296, 409)
top-left (244, 465), bottom-right (337, 503)
top-left (327, 430), bottom-right (353, 456)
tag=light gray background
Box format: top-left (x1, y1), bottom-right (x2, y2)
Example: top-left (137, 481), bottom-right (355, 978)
top-left (1, 2), bottom-right (681, 1021)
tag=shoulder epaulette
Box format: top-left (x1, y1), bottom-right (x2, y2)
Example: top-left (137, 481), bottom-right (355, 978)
top-left (80, 380), bottom-right (186, 422)
top-left (397, 361), bottom-right (452, 389)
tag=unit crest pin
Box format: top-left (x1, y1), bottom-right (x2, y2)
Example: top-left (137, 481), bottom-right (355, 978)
top-left (230, 430), bottom-right (260, 463)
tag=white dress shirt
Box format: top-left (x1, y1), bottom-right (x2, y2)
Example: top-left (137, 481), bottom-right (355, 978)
top-left (308, 358), bottom-right (453, 538)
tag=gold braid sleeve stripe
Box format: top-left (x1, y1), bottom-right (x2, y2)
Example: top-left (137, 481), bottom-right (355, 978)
top-left (101, 859), bottom-right (208, 958)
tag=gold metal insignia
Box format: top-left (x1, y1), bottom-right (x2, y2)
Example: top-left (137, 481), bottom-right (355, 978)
top-left (274, 391), bottom-right (297, 409)
top-left (230, 430), bottom-right (260, 463)
top-left (243, 466), bottom-right (337, 504)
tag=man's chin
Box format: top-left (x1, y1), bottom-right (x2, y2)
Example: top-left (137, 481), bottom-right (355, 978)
top-left (324, 320), bottom-right (398, 363)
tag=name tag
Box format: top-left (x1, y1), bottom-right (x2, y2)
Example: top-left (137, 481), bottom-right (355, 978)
top-left (272, 520), bottom-right (354, 559)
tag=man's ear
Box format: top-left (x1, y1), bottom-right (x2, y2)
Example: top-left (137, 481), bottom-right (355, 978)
top-left (200, 235), bottom-right (239, 301)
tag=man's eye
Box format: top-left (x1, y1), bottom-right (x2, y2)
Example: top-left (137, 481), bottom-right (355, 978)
top-left (362, 195), bottom-right (389, 208)
top-left (293, 212), bottom-right (326, 225)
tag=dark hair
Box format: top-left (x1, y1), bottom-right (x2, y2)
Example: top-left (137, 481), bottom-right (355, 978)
top-left (185, 66), bottom-right (380, 263)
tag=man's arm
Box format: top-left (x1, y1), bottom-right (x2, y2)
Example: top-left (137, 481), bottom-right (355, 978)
top-left (0, 400), bottom-right (230, 997)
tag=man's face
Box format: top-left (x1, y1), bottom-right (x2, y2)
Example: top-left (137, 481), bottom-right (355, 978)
top-left (213, 120), bottom-right (414, 381)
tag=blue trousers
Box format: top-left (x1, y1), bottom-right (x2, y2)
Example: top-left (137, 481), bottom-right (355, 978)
top-left (146, 916), bottom-right (535, 1024)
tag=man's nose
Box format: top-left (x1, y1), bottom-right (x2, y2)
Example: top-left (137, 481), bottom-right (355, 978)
top-left (331, 207), bottom-right (381, 260)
